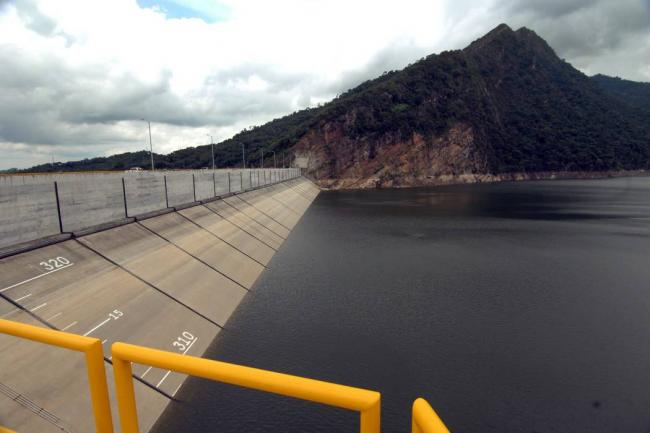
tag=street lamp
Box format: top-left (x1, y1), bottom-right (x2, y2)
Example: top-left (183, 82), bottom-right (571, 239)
top-left (141, 119), bottom-right (154, 171)
top-left (206, 134), bottom-right (215, 170)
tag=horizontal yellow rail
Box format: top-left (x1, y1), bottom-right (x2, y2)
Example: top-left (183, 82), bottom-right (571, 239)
top-left (111, 342), bottom-right (381, 433)
top-left (0, 426), bottom-right (18, 433)
top-left (412, 398), bottom-right (450, 433)
top-left (0, 319), bottom-right (113, 433)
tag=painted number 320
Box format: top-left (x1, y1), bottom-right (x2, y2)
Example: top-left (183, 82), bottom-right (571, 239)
top-left (39, 257), bottom-right (71, 271)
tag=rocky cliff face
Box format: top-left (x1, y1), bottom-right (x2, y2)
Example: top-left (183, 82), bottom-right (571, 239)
top-left (294, 122), bottom-right (488, 188)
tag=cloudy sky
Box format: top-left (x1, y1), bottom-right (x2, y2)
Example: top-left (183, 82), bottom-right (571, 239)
top-left (1, 0), bottom-right (649, 169)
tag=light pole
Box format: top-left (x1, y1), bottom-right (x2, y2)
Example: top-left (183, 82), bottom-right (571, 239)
top-left (207, 134), bottom-right (215, 170)
top-left (141, 119), bottom-right (154, 171)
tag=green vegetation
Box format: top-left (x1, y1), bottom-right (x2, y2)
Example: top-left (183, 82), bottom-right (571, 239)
top-left (591, 74), bottom-right (650, 115)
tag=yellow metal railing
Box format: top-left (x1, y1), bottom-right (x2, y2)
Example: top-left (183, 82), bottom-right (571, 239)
top-left (111, 342), bottom-right (381, 433)
top-left (0, 319), bottom-right (450, 433)
top-left (0, 319), bottom-right (113, 433)
top-left (412, 398), bottom-right (450, 433)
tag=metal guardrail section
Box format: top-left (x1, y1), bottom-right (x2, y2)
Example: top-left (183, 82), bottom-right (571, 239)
top-left (0, 319), bottom-right (450, 433)
top-left (0, 319), bottom-right (113, 433)
top-left (111, 342), bottom-right (381, 433)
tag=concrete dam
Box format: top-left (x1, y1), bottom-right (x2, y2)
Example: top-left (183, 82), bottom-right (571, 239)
top-left (0, 169), bottom-right (320, 433)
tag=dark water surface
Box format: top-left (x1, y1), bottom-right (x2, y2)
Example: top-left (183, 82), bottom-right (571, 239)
top-left (153, 177), bottom-right (650, 433)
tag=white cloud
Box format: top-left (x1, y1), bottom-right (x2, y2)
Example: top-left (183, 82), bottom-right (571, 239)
top-left (0, 0), bottom-right (648, 169)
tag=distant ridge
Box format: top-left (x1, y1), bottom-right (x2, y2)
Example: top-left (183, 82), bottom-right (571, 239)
top-left (20, 24), bottom-right (650, 189)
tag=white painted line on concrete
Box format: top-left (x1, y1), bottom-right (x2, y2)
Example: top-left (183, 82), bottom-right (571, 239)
top-left (183, 337), bottom-right (198, 355)
top-left (14, 293), bottom-right (32, 302)
top-left (0, 263), bottom-right (74, 293)
top-left (29, 303), bottom-right (47, 312)
top-left (102, 339), bottom-right (107, 344)
top-left (61, 321), bottom-right (78, 331)
top-left (172, 383), bottom-right (183, 397)
top-left (83, 318), bottom-right (111, 336)
top-left (47, 312), bottom-right (62, 321)
top-left (141, 366), bottom-right (153, 378)
top-left (156, 371), bottom-right (172, 388)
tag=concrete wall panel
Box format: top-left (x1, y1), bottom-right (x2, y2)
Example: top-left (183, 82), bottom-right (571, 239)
top-left (194, 172), bottom-right (215, 201)
top-left (165, 173), bottom-right (194, 207)
top-left (124, 174), bottom-right (167, 216)
top-left (58, 177), bottom-right (125, 233)
top-left (229, 171), bottom-right (242, 193)
top-left (0, 183), bottom-right (60, 249)
top-left (215, 172), bottom-right (230, 196)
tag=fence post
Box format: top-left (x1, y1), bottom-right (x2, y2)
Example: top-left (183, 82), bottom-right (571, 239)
top-left (122, 178), bottom-right (128, 218)
top-left (249, 171), bottom-right (252, 189)
top-left (192, 173), bottom-right (196, 202)
top-left (213, 172), bottom-right (217, 197)
top-left (228, 172), bottom-right (231, 194)
top-left (53, 181), bottom-right (63, 234)
top-left (240, 172), bottom-right (243, 191)
top-left (164, 175), bottom-right (169, 208)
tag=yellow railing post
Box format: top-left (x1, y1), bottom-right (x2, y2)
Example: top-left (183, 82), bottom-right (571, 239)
top-left (112, 342), bottom-right (380, 433)
top-left (360, 397), bottom-right (381, 433)
top-left (411, 398), bottom-right (450, 433)
top-left (0, 319), bottom-right (114, 433)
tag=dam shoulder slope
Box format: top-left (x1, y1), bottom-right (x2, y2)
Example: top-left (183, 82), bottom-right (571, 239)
top-left (0, 176), bottom-right (319, 433)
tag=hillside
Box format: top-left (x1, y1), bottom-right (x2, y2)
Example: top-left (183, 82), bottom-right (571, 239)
top-left (21, 24), bottom-right (650, 189)
top-left (591, 74), bottom-right (650, 115)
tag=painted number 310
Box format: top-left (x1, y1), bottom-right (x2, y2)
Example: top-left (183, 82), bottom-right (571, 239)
top-left (39, 257), bottom-right (71, 271)
top-left (172, 331), bottom-right (196, 352)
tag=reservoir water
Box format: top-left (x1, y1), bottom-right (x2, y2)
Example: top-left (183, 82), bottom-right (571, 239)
top-left (153, 177), bottom-right (650, 433)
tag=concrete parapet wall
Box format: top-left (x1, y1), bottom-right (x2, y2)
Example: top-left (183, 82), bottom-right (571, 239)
top-left (0, 168), bottom-right (301, 253)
